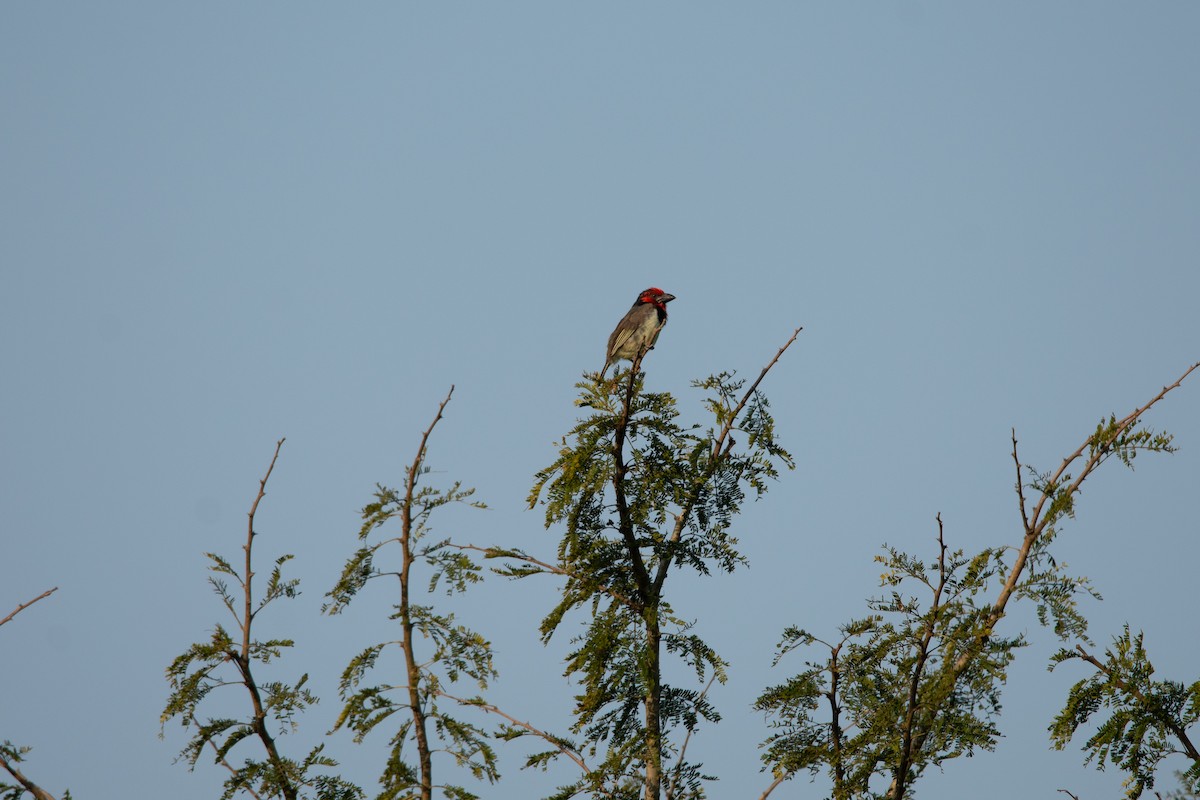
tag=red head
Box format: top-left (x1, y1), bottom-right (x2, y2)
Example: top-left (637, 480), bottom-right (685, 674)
top-left (636, 287), bottom-right (676, 310)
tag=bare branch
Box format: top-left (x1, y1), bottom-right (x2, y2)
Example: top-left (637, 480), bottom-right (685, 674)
top-left (711, 326), bottom-right (803, 461)
top-left (244, 438), bottom-right (286, 648)
top-left (0, 587), bottom-right (58, 629)
top-left (1011, 430), bottom-right (1031, 536)
top-left (408, 386), bottom-right (455, 495)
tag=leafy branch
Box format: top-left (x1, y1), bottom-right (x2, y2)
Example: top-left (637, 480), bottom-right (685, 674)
top-left (1050, 627), bottom-right (1200, 798)
top-left (757, 519), bottom-right (1019, 799)
top-left (325, 387), bottom-right (496, 800)
top-left (161, 438), bottom-right (360, 800)
top-left (520, 328), bottom-right (801, 799)
top-left (759, 362), bottom-right (1197, 800)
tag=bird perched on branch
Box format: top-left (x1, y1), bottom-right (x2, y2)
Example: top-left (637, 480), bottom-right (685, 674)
top-left (600, 287), bottom-right (676, 379)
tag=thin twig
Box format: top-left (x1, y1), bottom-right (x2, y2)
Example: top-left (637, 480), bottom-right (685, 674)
top-left (0, 587), bottom-right (58, 628)
top-left (231, 437), bottom-right (296, 800)
top-left (449, 542), bottom-right (641, 612)
top-left (436, 690), bottom-right (599, 781)
top-left (1011, 430), bottom-right (1032, 536)
top-left (711, 327), bottom-right (803, 461)
top-left (401, 387), bottom-right (456, 800)
top-left (244, 437), bottom-right (285, 638)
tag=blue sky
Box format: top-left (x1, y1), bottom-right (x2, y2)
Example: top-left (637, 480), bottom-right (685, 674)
top-left (2, 4), bottom-right (1198, 799)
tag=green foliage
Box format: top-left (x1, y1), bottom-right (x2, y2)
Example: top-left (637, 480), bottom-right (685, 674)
top-left (1011, 530), bottom-right (1100, 644)
top-left (205, 745), bottom-right (361, 800)
top-left (1050, 627), bottom-right (1200, 799)
top-left (325, 479), bottom-right (484, 615)
top-left (1014, 415), bottom-right (1175, 644)
top-left (161, 441), bottom-right (361, 800)
top-left (1089, 414), bottom-right (1177, 469)
top-left (757, 535), bottom-right (1023, 798)
top-left (757, 369), bottom-right (1194, 800)
top-left (324, 446), bottom-right (497, 800)
top-left (161, 553), bottom-right (361, 800)
top-left (520, 365), bottom-right (795, 797)
top-left (530, 373), bottom-right (791, 590)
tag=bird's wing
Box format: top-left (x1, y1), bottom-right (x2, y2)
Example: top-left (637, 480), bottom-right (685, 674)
top-left (606, 304), bottom-right (650, 360)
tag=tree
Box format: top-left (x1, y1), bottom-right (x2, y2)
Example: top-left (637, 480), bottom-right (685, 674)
top-left (755, 517), bottom-right (1022, 800)
top-left (139, 356), bottom-right (1195, 800)
top-left (161, 439), bottom-right (362, 800)
top-left (756, 362), bottom-right (1198, 800)
top-left (324, 387), bottom-right (498, 800)
top-left (496, 329), bottom-right (801, 800)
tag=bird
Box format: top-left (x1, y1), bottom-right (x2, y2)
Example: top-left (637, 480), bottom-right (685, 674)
top-left (600, 287), bottom-right (676, 379)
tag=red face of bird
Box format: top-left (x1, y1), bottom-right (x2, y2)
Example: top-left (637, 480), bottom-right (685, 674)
top-left (637, 287), bottom-right (676, 309)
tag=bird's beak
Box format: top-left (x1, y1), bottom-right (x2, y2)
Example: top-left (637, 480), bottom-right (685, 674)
top-left (660, 293), bottom-right (676, 303)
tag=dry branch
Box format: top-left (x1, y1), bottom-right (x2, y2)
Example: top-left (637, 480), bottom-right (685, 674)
top-left (0, 587), bottom-right (58, 629)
